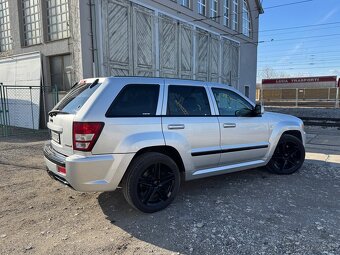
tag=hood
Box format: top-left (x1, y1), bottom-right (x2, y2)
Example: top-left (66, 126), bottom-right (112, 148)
top-left (263, 111), bottom-right (304, 125)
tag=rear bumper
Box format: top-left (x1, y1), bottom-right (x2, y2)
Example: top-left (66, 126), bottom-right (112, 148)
top-left (43, 141), bottom-right (135, 192)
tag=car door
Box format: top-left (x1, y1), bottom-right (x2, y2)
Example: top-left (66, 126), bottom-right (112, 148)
top-left (161, 82), bottom-right (221, 174)
top-left (210, 86), bottom-right (270, 166)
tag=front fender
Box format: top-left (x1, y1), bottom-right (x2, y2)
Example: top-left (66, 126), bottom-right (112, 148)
top-left (265, 121), bottom-right (305, 164)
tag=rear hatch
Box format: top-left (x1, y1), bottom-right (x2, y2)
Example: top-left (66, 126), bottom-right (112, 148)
top-left (48, 79), bottom-right (102, 156)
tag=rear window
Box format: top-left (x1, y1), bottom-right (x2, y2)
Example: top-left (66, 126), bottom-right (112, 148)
top-left (106, 84), bottom-right (160, 117)
top-left (54, 82), bottom-right (101, 114)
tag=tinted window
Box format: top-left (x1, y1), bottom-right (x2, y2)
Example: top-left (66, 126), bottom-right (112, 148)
top-left (55, 82), bottom-right (101, 114)
top-left (167, 85), bottom-right (211, 116)
top-left (212, 88), bottom-right (253, 116)
top-left (106, 84), bottom-right (159, 117)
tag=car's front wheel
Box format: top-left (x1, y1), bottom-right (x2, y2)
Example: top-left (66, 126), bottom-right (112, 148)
top-left (122, 152), bottom-right (180, 213)
top-left (266, 134), bottom-right (305, 175)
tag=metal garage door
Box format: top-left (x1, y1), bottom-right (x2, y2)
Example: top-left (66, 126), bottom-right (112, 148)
top-left (159, 14), bottom-right (178, 78)
top-left (209, 34), bottom-right (220, 82)
top-left (132, 4), bottom-right (155, 76)
top-left (103, 0), bottom-right (132, 76)
top-left (179, 22), bottom-right (194, 79)
top-left (101, 0), bottom-right (239, 86)
top-left (230, 42), bottom-right (240, 87)
top-left (103, 0), bottom-right (155, 76)
top-left (195, 28), bottom-right (209, 81)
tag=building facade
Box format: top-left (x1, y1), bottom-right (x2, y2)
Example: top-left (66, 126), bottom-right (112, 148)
top-left (0, 0), bottom-right (263, 121)
top-left (262, 76), bottom-right (339, 89)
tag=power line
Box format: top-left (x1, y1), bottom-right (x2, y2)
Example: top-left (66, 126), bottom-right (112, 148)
top-left (258, 58), bottom-right (340, 64)
top-left (192, 0), bottom-right (313, 22)
top-left (259, 25), bottom-right (340, 37)
top-left (258, 41), bottom-right (340, 49)
top-left (259, 21), bottom-right (340, 33)
top-left (264, 0), bottom-right (313, 10)
top-left (253, 33), bottom-right (340, 44)
top-left (258, 61), bottom-right (340, 67)
top-left (258, 50), bottom-right (340, 58)
top-left (258, 65), bottom-right (340, 71)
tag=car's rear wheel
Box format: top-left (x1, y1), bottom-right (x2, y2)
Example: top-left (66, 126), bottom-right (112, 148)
top-left (266, 134), bottom-right (305, 175)
top-left (122, 152), bottom-right (180, 213)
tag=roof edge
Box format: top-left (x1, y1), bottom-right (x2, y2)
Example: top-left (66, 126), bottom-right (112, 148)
top-left (255, 0), bottom-right (264, 14)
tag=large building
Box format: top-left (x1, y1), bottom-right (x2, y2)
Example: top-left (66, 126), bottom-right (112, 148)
top-left (0, 0), bottom-right (263, 129)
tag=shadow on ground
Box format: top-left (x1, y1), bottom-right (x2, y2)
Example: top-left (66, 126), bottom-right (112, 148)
top-left (98, 163), bottom-right (340, 254)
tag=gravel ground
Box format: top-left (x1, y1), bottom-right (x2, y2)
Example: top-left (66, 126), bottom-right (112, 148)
top-left (0, 130), bottom-right (339, 255)
top-left (265, 106), bottom-right (340, 119)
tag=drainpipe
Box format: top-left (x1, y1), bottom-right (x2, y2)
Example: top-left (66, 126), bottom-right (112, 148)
top-left (89, 0), bottom-right (99, 77)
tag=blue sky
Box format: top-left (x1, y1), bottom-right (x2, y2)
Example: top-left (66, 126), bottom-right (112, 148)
top-left (257, 0), bottom-right (340, 80)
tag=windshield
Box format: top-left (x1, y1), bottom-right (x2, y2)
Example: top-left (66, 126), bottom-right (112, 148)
top-left (54, 82), bottom-right (101, 114)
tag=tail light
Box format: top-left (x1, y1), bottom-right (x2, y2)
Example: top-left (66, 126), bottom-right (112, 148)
top-left (57, 165), bottom-right (66, 175)
top-left (73, 122), bottom-right (104, 151)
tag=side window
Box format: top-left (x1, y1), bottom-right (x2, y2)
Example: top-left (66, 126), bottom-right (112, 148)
top-left (212, 88), bottom-right (253, 116)
top-left (106, 84), bottom-right (159, 117)
top-left (167, 85), bottom-right (211, 116)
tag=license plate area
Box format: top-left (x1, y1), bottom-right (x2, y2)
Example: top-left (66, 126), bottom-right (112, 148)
top-left (51, 131), bottom-right (61, 144)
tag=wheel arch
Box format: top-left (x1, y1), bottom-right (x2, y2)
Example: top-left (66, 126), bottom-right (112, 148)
top-left (118, 145), bottom-right (186, 187)
top-left (131, 146), bottom-right (186, 174)
top-left (266, 123), bottom-right (305, 164)
top-left (282, 130), bottom-right (303, 142)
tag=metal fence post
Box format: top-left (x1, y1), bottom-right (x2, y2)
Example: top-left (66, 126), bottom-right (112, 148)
top-left (29, 86), bottom-right (35, 130)
top-left (295, 88), bottom-right (298, 107)
top-left (0, 84), bottom-right (4, 137)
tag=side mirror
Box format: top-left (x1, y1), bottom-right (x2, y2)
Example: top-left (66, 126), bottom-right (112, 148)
top-left (254, 104), bottom-right (264, 116)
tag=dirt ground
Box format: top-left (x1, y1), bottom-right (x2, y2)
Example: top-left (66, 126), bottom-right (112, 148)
top-left (0, 127), bottom-right (339, 255)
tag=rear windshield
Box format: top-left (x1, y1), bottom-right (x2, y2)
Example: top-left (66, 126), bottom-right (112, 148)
top-left (54, 82), bottom-right (101, 114)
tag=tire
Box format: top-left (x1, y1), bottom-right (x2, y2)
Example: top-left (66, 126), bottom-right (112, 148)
top-left (122, 152), bottom-right (181, 213)
top-left (266, 134), bottom-right (305, 175)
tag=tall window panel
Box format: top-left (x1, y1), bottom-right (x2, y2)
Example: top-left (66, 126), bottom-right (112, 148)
top-left (242, 0), bottom-right (251, 36)
top-left (231, 0), bottom-right (238, 31)
top-left (180, 0), bottom-right (190, 8)
top-left (197, 0), bottom-right (206, 15)
top-left (22, 0), bottom-right (42, 46)
top-left (210, 0), bottom-right (218, 21)
top-left (0, 0), bottom-right (12, 51)
top-left (223, 0), bottom-right (229, 27)
top-left (46, 0), bottom-right (70, 41)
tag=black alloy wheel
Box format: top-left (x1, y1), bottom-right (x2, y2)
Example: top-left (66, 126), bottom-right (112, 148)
top-left (122, 152), bottom-right (180, 213)
top-left (266, 134), bottom-right (305, 175)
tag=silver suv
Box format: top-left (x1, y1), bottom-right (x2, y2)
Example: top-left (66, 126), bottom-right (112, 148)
top-left (44, 77), bottom-right (305, 213)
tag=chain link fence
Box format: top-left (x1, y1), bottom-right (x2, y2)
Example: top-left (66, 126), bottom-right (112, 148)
top-left (256, 87), bottom-right (339, 108)
top-left (0, 85), bottom-right (59, 137)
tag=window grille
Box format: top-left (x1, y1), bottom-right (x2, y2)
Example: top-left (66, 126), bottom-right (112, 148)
top-left (210, 0), bottom-right (218, 21)
top-left (242, 0), bottom-right (251, 37)
top-left (231, 0), bottom-right (238, 31)
top-left (46, 0), bottom-right (70, 41)
top-left (198, 0), bottom-right (206, 15)
top-left (22, 0), bottom-right (42, 46)
top-left (0, 0), bottom-right (12, 51)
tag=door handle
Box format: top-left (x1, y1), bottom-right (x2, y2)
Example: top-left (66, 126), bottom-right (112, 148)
top-left (223, 123), bottom-right (236, 128)
top-left (168, 124), bottom-right (185, 130)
